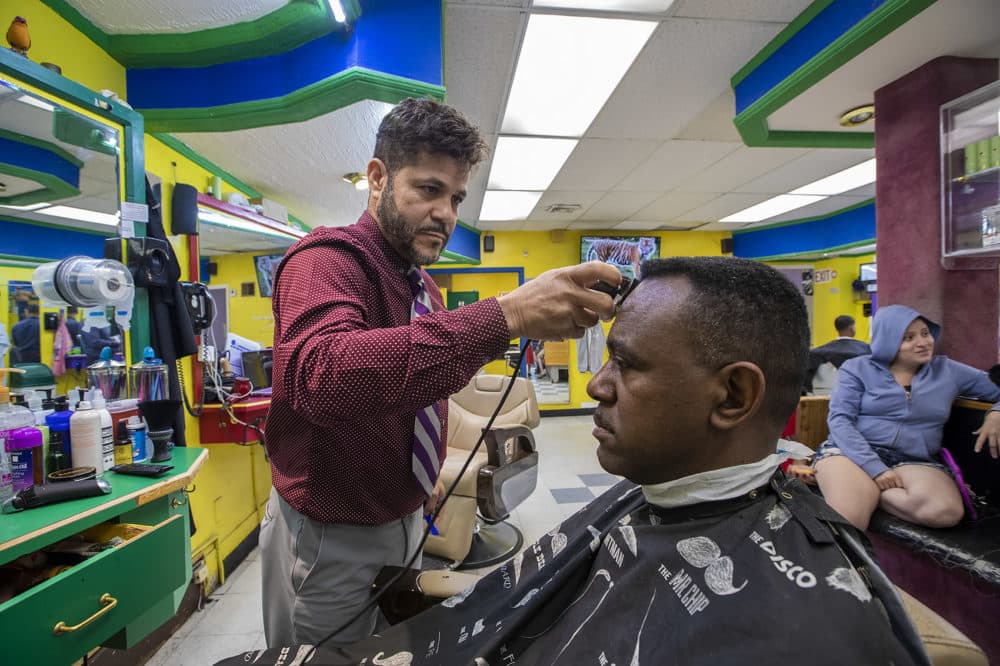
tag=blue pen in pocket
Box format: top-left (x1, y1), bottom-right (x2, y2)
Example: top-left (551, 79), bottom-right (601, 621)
top-left (425, 513), bottom-right (439, 535)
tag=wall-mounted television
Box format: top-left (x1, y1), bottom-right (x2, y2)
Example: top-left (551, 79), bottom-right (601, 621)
top-left (580, 236), bottom-right (660, 280)
top-left (253, 254), bottom-right (284, 297)
top-left (859, 262), bottom-right (877, 282)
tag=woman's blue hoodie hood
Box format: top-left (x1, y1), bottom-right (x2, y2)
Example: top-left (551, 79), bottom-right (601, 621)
top-left (869, 304), bottom-right (941, 364)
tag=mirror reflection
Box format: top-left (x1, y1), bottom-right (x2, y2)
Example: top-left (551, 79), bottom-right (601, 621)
top-left (0, 78), bottom-right (120, 233)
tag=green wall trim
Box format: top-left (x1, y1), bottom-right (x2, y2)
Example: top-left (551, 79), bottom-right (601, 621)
top-left (732, 0), bottom-right (936, 148)
top-left (456, 219), bottom-right (477, 233)
top-left (730, 0), bottom-right (836, 88)
top-left (140, 67), bottom-right (446, 134)
top-left (733, 198), bottom-right (875, 234)
top-left (40, 0), bottom-right (362, 69)
top-left (287, 213), bottom-right (312, 231)
top-left (752, 239), bottom-right (876, 262)
top-left (438, 249), bottom-right (480, 265)
top-left (0, 129), bottom-right (85, 168)
top-left (150, 134), bottom-right (261, 199)
top-left (0, 253), bottom-right (51, 265)
top-left (0, 162), bottom-right (80, 206)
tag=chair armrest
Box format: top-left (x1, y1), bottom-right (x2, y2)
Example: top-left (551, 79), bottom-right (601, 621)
top-left (483, 425), bottom-right (535, 467)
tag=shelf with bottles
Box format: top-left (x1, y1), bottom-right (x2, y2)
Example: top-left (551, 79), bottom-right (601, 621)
top-left (941, 80), bottom-right (1000, 262)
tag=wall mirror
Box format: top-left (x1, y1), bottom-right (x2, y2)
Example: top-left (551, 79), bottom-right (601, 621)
top-left (0, 77), bottom-right (121, 233)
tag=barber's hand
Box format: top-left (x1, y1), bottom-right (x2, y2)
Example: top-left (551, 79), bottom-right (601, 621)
top-left (874, 469), bottom-right (904, 491)
top-left (497, 261), bottom-right (621, 341)
top-left (425, 477), bottom-right (446, 517)
top-left (973, 410), bottom-right (1000, 459)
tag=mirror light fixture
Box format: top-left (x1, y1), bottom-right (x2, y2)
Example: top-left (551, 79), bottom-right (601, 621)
top-left (342, 172), bottom-right (368, 191)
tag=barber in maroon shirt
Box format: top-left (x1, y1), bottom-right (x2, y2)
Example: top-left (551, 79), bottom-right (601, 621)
top-left (261, 98), bottom-right (621, 648)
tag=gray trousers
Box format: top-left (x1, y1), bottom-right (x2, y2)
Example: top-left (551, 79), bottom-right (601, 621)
top-left (260, 487), bottom-right (423, 648)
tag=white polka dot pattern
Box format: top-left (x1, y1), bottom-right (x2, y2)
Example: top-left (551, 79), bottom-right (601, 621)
top-left (266, 212), bottom-right (510, 525)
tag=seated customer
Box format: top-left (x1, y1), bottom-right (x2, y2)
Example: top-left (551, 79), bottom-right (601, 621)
top-left (217, 257), bottom-right (928, 666)
top-left (81, 323), bottom-right (122, 365)
top-left (815, 304), bottom-right (1000, 531)
top-left (804, 314), bottom-right (872, 395)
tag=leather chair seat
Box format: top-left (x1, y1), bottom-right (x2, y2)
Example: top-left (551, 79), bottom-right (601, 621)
top-left (440, 448), bottom-right (489, 497)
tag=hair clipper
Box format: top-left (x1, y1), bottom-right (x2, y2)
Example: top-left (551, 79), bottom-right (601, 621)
top-left (2, 478), bottom-right (112, 513)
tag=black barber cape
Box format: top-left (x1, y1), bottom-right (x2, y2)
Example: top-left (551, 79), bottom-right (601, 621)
top-left (218, 474), bottom-right (928, 666)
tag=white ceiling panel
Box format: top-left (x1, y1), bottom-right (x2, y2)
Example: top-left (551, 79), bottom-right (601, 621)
top-left (674, 91), bottom-right (743, 142)
top-left (67, 0), bottom-right (288, 34)
top-left (529, 190), bottom-right (606, 220)
top-left (587, 19), bottom-right (787, 140)
top-left (475, 219), bottom-right (528, 231)
top-left (769, 0), bottom-right (1000, 133)
top-left (632, 190), bottom-right (719, 220)
top-left (695, 221), bottom-right (752, 231)
top-left (613, 220), bottom-right (671, 230)
top-left (618, 140), bottom-right (741, 192)
top-left (549, 138), bottom-right (661, 191)
top-left (672, 0), bottom-right (814, 22)
top-left (676, 146), bottom-right (811, 193)
top-left (734, 148), bottom-right (875, 194)
top-left (569, 219), bottom-right (628, 229)
top-left (175, 100), bottom-right (393, 229)
top-left (676, 192), bottom-right (772, 223)
top-left (578, 191), bottom-right (661, 221)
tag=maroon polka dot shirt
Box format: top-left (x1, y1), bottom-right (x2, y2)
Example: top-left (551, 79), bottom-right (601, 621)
top-left (267, 212), bottom-right (510, 525)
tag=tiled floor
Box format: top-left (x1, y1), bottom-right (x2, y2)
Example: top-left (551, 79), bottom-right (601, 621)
top-left (149, 414), bottom-right (612, 665)
top-left (529, 375), bottom-right (571, 404)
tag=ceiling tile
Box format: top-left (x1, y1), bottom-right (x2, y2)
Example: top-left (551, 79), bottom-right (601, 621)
top-left (694, 221), bottom-right (753, 231)
top-left (579, 191), bottom-right (661, 221)
top-left (632, 190), bottom-right (720, 220)
top-left (568, 220), bottom-right (626, 230)
top-left (676, 145), bottom-right (811, 193)
top-left (617, 140), bottom-right (741, 192)
top-left (528, 190), bottom-right (606, 221)
top-left (671, 0), bottom-right (814, 22)
top-left (675, 192), bottom-right (772, 223)
top-left (587, 19), bottom-right (789, 140)
top-left (674, 90), bottom-right (743, 142)
top-left (549, 138), bottom-right (661, 191)
top-left (67, 0), bottom-right (287, 34)
top-left (613, 220), bottom-right (669, 230)
top-left (734, 148), bottom-right (875, 194)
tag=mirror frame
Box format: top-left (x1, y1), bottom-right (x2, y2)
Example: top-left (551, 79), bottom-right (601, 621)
top-left (0, 48), bottom-right (149, 353)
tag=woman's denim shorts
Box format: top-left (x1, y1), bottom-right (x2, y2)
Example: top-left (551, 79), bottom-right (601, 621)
top-left (813, 441), bottom-right (949, 474)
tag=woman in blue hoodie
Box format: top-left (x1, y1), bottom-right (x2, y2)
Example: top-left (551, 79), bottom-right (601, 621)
top-left (814, 304), bottom-right (1000, 530)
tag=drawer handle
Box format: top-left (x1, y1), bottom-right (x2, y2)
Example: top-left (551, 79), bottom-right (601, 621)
top-left (53, 594), bottom-right (118, 635)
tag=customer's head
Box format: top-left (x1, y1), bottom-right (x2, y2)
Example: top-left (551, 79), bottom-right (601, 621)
top-left (869, 304), bottom-right (940, 368)
top-left (368, 98), bottom-right (489, 266)
top-left (587, 256), bottom-right (809, 485)
top-left (67, 306), bottom-right (78, 317)
top-left (27, 302), bottom-right (39, 317)
top-left (834, 315), bottom-right (856, 337)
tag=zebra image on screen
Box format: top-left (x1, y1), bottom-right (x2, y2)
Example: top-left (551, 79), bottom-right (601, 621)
top-left (581, 236), bottom-right (660, 280)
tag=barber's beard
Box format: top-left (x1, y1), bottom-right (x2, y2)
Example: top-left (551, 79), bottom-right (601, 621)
top-left (377, 180), bottom-right (446, 266)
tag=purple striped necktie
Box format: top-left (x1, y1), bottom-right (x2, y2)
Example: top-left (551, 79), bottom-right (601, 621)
top-left (407, 267), bottom-right (442, 497)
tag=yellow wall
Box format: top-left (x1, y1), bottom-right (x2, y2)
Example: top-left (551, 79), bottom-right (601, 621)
top-left (435, 230), bottom-right (728, 409)
top-left (9, 0), bottom-right (126, 96)
top-left (211, 253), bottom-right (275, 345)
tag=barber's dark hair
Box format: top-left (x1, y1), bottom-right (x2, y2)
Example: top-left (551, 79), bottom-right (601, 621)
top-left (374, 98), bottom-right (489, 175)
top-left (640, 256), bottom-right (810, 425)
top-left (834, 315), bottom-right (855, 333)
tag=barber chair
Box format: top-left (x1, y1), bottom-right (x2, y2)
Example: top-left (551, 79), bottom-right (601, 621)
top-left (424, 374), bottom-right (541, 569)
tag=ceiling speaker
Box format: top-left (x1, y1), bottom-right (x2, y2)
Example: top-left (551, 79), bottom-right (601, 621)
top-left (483, 235), bottom-right (495, 252)
top-left (172, 183), bottom-right (199, 236)
top-left (721, 237), bottom-right (734, 254)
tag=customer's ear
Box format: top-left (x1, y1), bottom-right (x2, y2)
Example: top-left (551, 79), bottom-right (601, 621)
top-left (710, 362), bottom-right (765, 430)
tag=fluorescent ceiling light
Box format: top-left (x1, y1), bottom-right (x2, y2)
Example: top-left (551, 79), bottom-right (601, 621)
top-left (533, 0), bottom-right (676, 11)
top-left (480, 191), bottom-right (543, 221)
top-left (17, 95), bottom-right (54, 112)
top-left (791, 158), bottom-right (876, 196)
top-left (488, 137), bottom-right (578, 190)
top-left (200, 210), bottom-right (305, 240)
top-left (42, 205), bottom-right (120, 226)
top-left (502, 14), bottom-right (656, 137)
top-left (720, 195), bottom-right (826, 223)
top-left (0, 202), bottom-right (49, 211)
top-left (328, 0), bottom-right (346, 23)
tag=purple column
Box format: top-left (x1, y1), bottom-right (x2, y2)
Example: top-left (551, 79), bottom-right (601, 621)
top-left (875, 56), bottom-right (999, 368)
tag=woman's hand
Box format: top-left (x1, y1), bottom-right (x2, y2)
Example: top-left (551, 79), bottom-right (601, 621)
top-left (973, 410), bottom-right (1000, 458)
top-left (874, 469), bottom-right (904, 491)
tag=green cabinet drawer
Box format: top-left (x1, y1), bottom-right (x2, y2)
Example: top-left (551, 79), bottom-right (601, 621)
top-left (0, 514), bottom-right (187, 664)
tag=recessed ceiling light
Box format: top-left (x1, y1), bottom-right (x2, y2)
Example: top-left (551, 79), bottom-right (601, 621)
top-left (839, 104), bottom-right (875, 127)
top-left (480, 191), bottom-right (543, 221)
top-left (42, 205), bottom-right (120, 227)
top-left (0, 203), bottom-right (49, 211)
top-left (327, 0), bottom-right (347, 23)
top-left (719, 194), bottom-right (826, 223)
top-left (487, 137), bottom-right (578, 190)
top-left (502, 14), bottom-right (657, 137)
top-left (342, 173), bottom-right (368, 191)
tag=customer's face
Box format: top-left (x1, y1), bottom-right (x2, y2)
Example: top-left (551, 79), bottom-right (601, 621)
top-left (895, 317), bottom-right (934, 367)
top-left (587, 276), bottom-right (719, 485)
top-left (371, 152), bottom-right (469, 266)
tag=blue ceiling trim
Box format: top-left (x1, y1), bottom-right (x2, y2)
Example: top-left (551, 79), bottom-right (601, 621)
top-left (442, 223), bottom-right (480, 263)
top-left (0, 217), bottom-right (106, 259)
top-left (732, 201), bottom-right (875, 258)
top-left (0, 135), bottom-right (81, 189)
top-left (126, 0), bottom-right (442, 111)
top-left (734, 0), bottom-right (888, 115)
